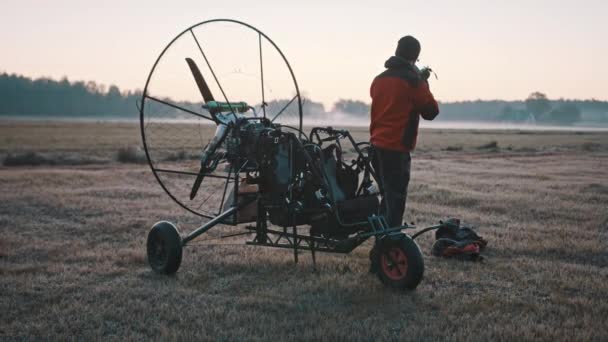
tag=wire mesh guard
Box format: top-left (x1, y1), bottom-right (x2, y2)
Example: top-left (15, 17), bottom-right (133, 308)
top-left (140, 19), bottom-right (303, 218)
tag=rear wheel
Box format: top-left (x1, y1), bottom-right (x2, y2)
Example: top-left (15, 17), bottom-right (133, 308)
top-left (372, 235), bottom-right (424, 290)
top-left (147, 221), bottom-right (183, 274)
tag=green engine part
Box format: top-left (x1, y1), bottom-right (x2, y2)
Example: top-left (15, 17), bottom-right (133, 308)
top-left (205, 101), bottom-right (249, 113)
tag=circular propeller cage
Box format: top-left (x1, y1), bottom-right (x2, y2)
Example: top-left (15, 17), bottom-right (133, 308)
top-left (139, 19), bottom-right (303, 218)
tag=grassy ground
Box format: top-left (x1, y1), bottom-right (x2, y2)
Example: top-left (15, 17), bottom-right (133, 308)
top-left (1, 121), bottom-right (607, 340)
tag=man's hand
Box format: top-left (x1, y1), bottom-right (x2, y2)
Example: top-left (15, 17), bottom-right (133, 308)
top-left (420, 67), bottom-right (432, 81)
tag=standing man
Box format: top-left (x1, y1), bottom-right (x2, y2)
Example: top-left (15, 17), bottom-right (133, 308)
top-left (370, 35), bottom-right (439, 228)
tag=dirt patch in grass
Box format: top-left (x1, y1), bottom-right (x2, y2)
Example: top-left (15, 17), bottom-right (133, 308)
top-left (444, 145), bottom-right (463, 151)
top-left (581, 142), bottom-right (601, 152)
top-left (163, 150), bottom-right (198, 162)
top-left (583, 183), bottom-right (608, 195)
top-left (0, 238), bottom-right (8, 258)
top-left (3, 152), bottom-right (108, 166)
top-left (477, 140), bottom-right (499, 149)
top-left (115, 146), bottom-right (147, 163)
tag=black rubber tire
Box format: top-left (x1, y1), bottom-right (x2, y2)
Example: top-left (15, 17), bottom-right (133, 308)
top-left (371, 234), bottom-right (424, 290)
top-left (147, 221), bottom-right (183, 274)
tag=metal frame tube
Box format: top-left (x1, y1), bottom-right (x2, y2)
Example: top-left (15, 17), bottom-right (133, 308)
top-left (181, 197), bottom-right (256, 246)
top-left (181, 206), bottom-right (238, 246)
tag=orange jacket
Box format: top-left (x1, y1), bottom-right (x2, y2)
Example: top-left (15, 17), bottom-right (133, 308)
top-left (370, 56), bottom-right (439, 152)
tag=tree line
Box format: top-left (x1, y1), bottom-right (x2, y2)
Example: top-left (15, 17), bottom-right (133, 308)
top-left (439, 93), bottom-right (608, 124)
top-left (1, 72), bottom-right (607, 124)
top-left (0, 72), bottom-right (142, 117)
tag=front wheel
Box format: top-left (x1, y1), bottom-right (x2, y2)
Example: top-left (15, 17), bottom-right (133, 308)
top-left (147, 221), bottom-right (183, 274)
top-left (371, 235), bottom-right (424, 290)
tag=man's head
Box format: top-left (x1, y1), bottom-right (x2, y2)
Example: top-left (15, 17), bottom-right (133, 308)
top-left (395, 36), bottom-right (421, 62)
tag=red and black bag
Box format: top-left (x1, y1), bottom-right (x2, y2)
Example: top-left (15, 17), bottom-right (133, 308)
top-left (431, 219), bottom-right (487, 261)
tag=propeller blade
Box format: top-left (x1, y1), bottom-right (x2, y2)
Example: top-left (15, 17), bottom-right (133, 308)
top-left (189, 168), bottom-right (206, 200)
top-left (185, 57), bottom-right (215, 103)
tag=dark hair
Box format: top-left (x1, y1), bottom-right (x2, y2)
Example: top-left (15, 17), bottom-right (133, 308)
top-left (395, 36), bottom-right (421, 61)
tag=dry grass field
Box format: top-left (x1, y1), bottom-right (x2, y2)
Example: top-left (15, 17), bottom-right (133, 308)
top-left (1, 120), bottom-right (607, 340)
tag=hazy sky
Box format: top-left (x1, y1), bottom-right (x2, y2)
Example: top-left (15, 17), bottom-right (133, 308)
top-left (1, 0), bottom-right (607, 108)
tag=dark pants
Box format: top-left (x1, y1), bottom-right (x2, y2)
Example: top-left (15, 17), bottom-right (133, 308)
top-left (371, 145), bottom-right (411, 228)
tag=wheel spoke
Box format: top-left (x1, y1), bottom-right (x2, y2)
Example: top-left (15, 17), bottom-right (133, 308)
top-left (381, 247), bottom-right (408, 280)
top-left (154, 168), bottom-right (232, 180)
top-left (258, 32), bottom-right (267, 118)
top-left (190, 29), bottom-right (236, 116)
top-left (145, 94), bottom-right (213, 121)
top-left (271, 94), bottom-right (298, 123)
top-left (393, 250), bottom-right (406, 263)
